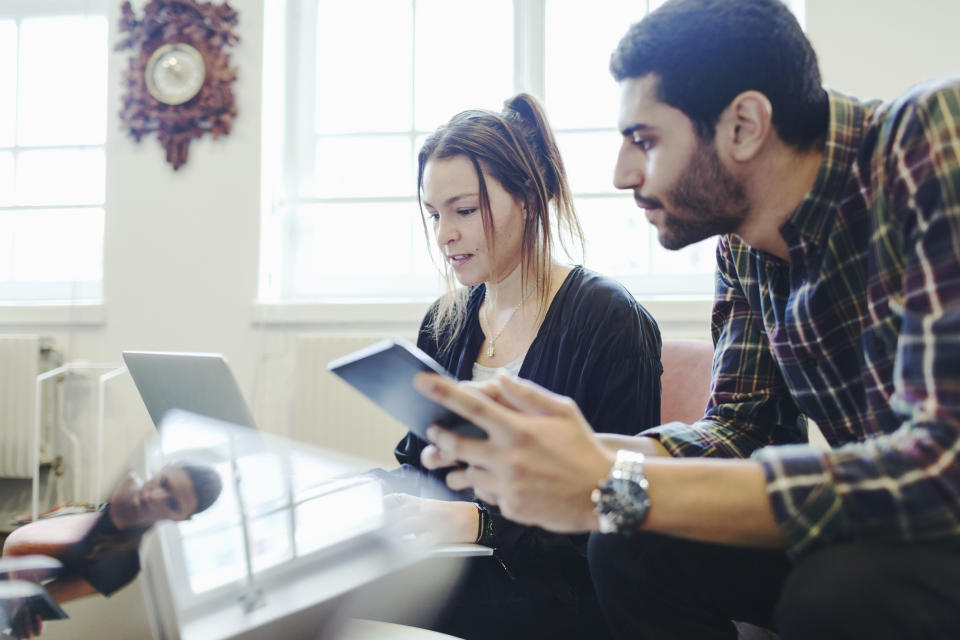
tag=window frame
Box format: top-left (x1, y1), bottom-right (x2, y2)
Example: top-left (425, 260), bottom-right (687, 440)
top-left (0, 0), bottom-right (108, 310)
top-left (261, 0), bottom-right (720, 311)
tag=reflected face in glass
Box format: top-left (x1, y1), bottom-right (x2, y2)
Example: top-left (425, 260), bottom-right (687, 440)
top-left (613, 74), bottom-right (749, 250)
top-left (111, 467), bottom-right (199, 529)
top-left (421, 155), bottom-right (525, 287)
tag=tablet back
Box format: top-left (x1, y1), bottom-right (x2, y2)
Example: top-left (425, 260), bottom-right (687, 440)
top-left (122, 351), bottom-right (257, 430)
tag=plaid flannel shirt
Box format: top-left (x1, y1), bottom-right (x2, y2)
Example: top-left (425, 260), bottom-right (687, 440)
top-left (642, 80), bottom-right (960, 555)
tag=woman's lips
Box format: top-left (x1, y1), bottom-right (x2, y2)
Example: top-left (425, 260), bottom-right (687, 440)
top-left (448, 253), bottom-right (473, 268)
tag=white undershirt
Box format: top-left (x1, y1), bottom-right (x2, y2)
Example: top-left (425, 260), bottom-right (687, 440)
top-left (471, 354), bottom-right (525, 383)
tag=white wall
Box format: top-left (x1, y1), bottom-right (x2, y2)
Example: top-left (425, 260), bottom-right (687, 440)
top-left (3, 0), bottom-right (960, 465)
top-left (806, 0), bottom-right (960, 101)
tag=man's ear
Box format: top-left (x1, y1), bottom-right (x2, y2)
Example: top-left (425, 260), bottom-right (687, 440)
top-left (716, 91), bottom-right (772, 163)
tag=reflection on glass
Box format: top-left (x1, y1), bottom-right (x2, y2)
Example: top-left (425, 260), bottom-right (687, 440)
top-left (248, 511), bottom-right (293, 574)
top-left (295, 478), bottom-right (382, 556)
top-left (237, 453), bottom-right (286, 518)
top-left (180, 524), bottom-right (247, 594)
top-left (153, 412), bottom-right (385, 597)
top-left (18, 16), bottom-right (107, 147)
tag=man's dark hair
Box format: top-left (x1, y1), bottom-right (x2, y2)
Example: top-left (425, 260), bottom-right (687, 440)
top-left (179, 463), bottom-right (223, 514)
top-left (610, 0), bottom-right (828, 149)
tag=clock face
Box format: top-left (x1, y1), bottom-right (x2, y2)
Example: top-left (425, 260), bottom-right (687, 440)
top-left (145, 43), bottom-right (206, 106)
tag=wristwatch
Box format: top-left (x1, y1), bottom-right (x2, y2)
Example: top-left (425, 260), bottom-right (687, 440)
top-left (591, 449), bottom-right (651, 535)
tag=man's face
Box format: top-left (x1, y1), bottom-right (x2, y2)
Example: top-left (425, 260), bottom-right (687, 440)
top-left (613, 75), bottom-right (749, 250)
top-left (111, 467), bottom-right (199, 529)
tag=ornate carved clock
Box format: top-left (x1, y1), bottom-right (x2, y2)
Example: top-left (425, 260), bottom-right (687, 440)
top-left (116, 0), bottom-right (239, 170)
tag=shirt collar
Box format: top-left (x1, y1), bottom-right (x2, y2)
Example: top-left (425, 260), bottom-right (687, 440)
top-left (781, 88), bottom-right (864, 248)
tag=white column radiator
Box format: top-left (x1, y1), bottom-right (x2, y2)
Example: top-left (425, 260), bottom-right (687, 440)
top-left (0, 335), bottom-right (41, 478)
top-left (292, 333), bottom-right (413, 469)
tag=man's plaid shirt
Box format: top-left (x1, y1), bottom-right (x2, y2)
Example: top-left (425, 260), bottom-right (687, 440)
top-left (642, 80), bottom-right (960, 555)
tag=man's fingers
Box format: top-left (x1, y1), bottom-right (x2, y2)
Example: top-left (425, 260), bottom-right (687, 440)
top-left (426, 425), bottom-right (497, 468)
top-left (414, 373), bottom-right (517, 442)
top-left (496, 373), bottom-right (581, 417)
top-left (420, 444), bottom-right (458, 470)
top-left (463, 379), bottom-right (522, 410)
top-left (444, 465), bottom-right (498, 505)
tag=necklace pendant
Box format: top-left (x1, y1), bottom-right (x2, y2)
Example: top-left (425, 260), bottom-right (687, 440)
top-left (487, 345), bottom-right (495, 358)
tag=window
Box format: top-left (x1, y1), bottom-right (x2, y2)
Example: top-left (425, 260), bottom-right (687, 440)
top-left (146, 413), bottom-right (386, 625)
top-left (0, 1), bottom-right (107, 304)
top-left (261, 0), bottom-right (804, 305)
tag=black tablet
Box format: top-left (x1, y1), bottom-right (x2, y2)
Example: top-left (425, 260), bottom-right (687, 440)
top-left (328, 339), bottom-right (486, 440)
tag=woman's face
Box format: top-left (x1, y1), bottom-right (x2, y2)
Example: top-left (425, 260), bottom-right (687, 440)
top-left (421, 155), bottom-right (526, 287)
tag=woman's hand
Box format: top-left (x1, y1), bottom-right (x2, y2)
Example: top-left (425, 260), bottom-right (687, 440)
top-left (383, 494), bottom-right (479, 546)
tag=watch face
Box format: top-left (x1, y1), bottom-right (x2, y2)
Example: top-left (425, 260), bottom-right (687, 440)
top-left (145, 43), bottom-right (206, 106)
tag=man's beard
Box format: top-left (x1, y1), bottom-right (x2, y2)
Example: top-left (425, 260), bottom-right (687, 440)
top-left (639, 140), bottom-right (750, 250)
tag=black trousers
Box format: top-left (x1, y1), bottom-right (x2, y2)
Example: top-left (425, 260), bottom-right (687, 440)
top-left (428, 554), bottom-right (614, 640)
top-left (588, 532), bottom-right (960, 640)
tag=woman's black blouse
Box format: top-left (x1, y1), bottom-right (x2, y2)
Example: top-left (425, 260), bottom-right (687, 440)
top-left (374, 265), bottom-right (662, 580)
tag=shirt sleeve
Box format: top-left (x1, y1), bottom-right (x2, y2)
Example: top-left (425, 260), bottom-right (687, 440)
top-left (754, 88), bottom-right (960, 555)
top-left (642, 236), bottom-right (805, 458)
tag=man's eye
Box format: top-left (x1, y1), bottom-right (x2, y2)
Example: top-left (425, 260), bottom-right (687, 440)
top-left (633, 136), bottom-right (654, 152)
top-left (167, 497), bottom-right (180, 512)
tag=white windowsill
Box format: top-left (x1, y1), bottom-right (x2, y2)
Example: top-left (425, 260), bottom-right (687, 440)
top-left (252, 297), bottom-right (713, 338)
top-left (0, 303), bottom-right (106, 326)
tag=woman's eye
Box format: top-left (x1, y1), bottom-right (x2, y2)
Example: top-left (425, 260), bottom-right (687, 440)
top-left (633, 137), bottom-right (654, 152)
top-left (457, 208), bottom-right (477, 216)
top-left (426, 212), bottom-right (439, 222)
top-left (167, 496), bottom-right (180, 512)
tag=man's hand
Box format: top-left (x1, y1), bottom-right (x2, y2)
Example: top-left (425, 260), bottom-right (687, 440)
top-left (415, 372), bottom-right (615, 533)
top-left (383, 494), bottom-right (479, 546)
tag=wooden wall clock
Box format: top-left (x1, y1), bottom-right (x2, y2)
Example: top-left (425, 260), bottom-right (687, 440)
top-left (116, 0), bottom-right (239, 170)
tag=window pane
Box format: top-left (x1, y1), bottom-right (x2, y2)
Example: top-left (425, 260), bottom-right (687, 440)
top-left (414, 0), bottom-right (513, 130)
top-left (284, 201), bottom-right (439, 298)
top-left (249, 511), bottom-right (293, 573)
top-left (306, 135), bottom-right (412, 199)
top-left (180, 524), bottom-right (247, 594)
top-left (16, 148), bottom-right (105, 206)
top-left (649, 236), bottom-right (718, 276)
top-left (0, 208), bottom-right (103, 283)
top-left (237, 453), bottom-right (286, 518)
top-left (545, 0), bottom-right (646, 129)
top-left (578, 195), bottom-right (651, 274)
top-left (295, 478), bottom-right (382, 556)
top-left (18, 16), bottom-right (107, 146)
top-left (0, 21), bottom-right (15, 147)
top-left (555, 131), bottom-right (622, 193)
top-left (315, 0), bottom-right (412, 134)
top-left (0, 151), bottom-right (12, 207)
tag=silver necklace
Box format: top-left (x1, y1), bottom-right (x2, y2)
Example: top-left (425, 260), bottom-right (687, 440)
top-left (482, 288), bottom-right (534, 358)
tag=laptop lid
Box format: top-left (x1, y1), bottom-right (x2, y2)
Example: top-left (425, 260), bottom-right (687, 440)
top-left (122, 351), bottom-right (257, 430)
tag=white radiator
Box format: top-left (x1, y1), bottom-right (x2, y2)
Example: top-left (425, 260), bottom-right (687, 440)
top-left (0, 335), bottom-right (41, 478)
top-left (292, 333), bottom-right (413, 468)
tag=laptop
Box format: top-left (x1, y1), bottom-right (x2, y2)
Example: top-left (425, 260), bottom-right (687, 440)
top-left (122, 351), bottom-right (257, 430)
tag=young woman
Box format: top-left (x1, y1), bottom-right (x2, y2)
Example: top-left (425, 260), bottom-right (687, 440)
top-left (373, 94), bottom-right (662, 640)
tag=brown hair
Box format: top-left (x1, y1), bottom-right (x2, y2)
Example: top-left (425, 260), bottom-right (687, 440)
top-left (417, 93), bottom-right (585, 353)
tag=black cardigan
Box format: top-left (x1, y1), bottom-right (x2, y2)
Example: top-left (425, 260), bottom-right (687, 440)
top-left (375, 266), bottom-right (662, 578)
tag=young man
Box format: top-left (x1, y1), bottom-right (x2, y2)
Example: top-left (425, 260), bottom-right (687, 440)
top-left (412, 0), bottom-right (960, 637)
